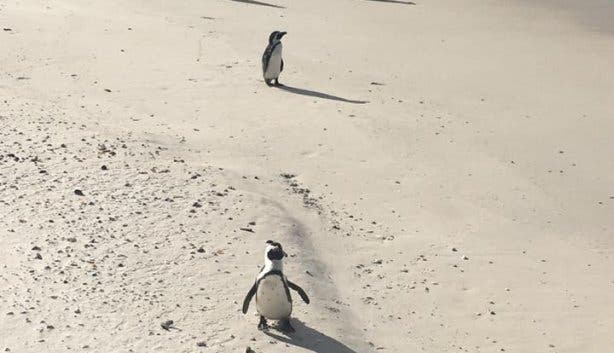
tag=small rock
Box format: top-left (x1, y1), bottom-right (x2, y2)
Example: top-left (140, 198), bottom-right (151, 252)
top-left (196, 341), bottom-right (207, 347)
top-left (197, 247), bottom-right (205, 253)
top-left (161, 320), bottom-right (174, 331)
top-left (246, 347), bottom-right (255, 353)
top-left (31, 246), bottom-right (41, 251)
top-left (74, 189), bottom-right (84, 196)
top-left (101, 165), bottom-right (108, 170)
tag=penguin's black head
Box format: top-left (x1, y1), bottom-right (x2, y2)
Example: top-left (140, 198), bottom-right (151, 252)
top-left (268, 31), bottom-right (287, 44)
top-left (265, 240), bottom-right (287, 260)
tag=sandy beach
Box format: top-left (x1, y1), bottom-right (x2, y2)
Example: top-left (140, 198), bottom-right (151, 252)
top-left (2, 0), bottom-right (614, 352)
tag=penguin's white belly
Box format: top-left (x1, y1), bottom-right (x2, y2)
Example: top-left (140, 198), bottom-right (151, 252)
top-left (264, 45), bottom-right (282, 80)
top-left (256, 275), bottom-right (292, 319)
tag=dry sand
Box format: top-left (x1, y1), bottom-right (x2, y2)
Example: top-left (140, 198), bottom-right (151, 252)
top-left (1, 0), bottom-right (614, 352)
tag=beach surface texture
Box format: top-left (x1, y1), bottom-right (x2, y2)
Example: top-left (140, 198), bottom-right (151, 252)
top-left (1, 0), bottom-right (613, 352)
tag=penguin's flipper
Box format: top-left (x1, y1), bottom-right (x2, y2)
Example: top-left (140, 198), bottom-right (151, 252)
top-left (242, 282), bottom-right (257, 314)
top-left (262, 46), bottom-right (273, 75)
top-left (287, 281), bottom-right (310, 304)
top-left (280, 59), bottom-right (284, 72)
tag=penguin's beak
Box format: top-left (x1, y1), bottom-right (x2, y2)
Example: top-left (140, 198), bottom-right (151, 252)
top-left (280, 31), bottom-right (287, 38)
top-left (283, 251), bottom-right (288, 257)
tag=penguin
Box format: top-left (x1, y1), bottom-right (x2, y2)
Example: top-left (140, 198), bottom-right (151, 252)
top-left (261, 31), bottom-right (287, 87)
top-left (242, 240), bottom-right (310, 332)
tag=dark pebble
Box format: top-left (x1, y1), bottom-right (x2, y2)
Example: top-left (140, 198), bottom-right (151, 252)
top-left (161, 320), bottom-right (174, 330)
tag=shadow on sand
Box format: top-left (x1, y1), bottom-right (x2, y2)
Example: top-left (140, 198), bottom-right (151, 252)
top-left (231, 0), bottom-right (285, 8)
top-left (263, 320), bottom-right (358, 353)
top-left (366, 0), bottom-right (416, 4)
top-left (277, 85), bottom-right (368, 104)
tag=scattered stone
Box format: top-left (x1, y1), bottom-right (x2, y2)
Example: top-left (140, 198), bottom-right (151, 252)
top-left (240, 227), bottom-right (254, 233)
top-left (197, 247), bottom-right (205, 253)
top-left (101, 165), bottom-right (108, 170)
top-left (31, 246), bottom-right (41, 251)
top-left (196, 341), bottom-right (207, 347)
top-left (161, 320), bottom-right (174, 331)
top-left (74, 189), bottom-right (84, 196)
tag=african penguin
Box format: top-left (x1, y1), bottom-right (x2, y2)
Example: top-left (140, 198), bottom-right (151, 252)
top-left (262, 31), bottom-right (287, 87)
top-left (242, 240), bottom-right (310, 332)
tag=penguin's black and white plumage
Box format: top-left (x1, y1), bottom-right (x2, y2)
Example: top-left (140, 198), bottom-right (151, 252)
top-left (242, 240), bottom-right (310, 332)
top-left (261, 31), bottom-right (287, 87)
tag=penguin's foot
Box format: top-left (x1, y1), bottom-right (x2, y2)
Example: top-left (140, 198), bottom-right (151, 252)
top-left (273, 79), bottom-right (283, 87)
top-left (257, 316), bottom-right (269, 331)
top-left (265, 79), bottom-right (274, 87)
top-left (277, 319), bottom-right (295, 333)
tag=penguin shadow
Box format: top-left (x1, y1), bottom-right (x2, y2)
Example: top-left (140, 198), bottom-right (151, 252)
top-left (231, 0), bottom-right (285, 8)
top-left (276, 85), bottom-right (368, 104)
top-left (263, 319), bottom-right (357, 353)
top-left (366, 0), bottom-right (416, 4)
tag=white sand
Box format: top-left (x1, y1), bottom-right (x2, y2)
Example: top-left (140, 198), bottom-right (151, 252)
top-left (1, 0), bottom-right (613, 352)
